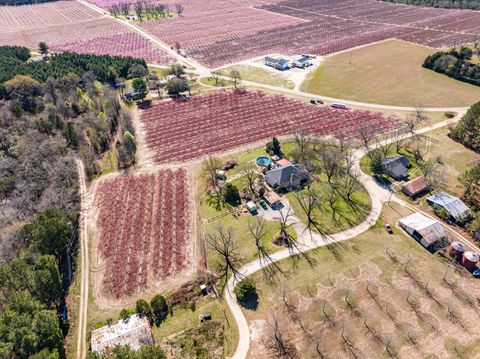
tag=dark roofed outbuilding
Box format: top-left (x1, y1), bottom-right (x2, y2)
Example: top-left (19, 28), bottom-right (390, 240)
top-left (381, 155), bottom-right (410, 180)
top-left (402, 176), bottom-right (429, 198)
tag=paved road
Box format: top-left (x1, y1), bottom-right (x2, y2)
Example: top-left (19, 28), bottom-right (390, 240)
top-left (226, 115), bottom-right (477, 359)
top-left (202, 74), bottom-right (470, 113)
top-left (75, 158), bottom-right (89, 359)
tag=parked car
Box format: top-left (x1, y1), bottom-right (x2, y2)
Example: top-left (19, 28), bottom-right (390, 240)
top-left (316, 99), bottom-right (324, 104)
top-left (384, 223), bottom-right (393, 234)
top-left (259, 199), bottom-right (268, 210)
top-left (310, 99), bottom-right (317, 104)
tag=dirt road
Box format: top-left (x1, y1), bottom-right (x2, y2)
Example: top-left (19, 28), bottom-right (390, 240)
top-left (75, 158), bottom-right (89, 359)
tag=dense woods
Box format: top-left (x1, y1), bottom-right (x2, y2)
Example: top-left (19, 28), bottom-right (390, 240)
top-left (381, 0), bottom-right (480, 9)
top-left (0, 46), bottom-right (147, 85)
top-left (450, 100), bottom-right (480, 151)
top-left (0, 46), bottom-right (138, 358)
top-left (423, 47), bottom-right (480, 86)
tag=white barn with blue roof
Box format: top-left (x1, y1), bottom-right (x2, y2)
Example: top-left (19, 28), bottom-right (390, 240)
top-left (265, 56), bottom-right (290, 71)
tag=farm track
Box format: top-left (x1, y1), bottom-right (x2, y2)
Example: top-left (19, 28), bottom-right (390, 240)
top-left (75, 158), bottom-right (89, 359)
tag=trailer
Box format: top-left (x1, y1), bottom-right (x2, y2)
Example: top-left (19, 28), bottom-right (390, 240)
top-left (331, 102), bottom-right (347, 109)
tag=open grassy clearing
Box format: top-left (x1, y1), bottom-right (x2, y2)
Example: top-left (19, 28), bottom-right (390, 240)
top-left (198, 77), bottom-right (235, 88)
top-left (301, 40), bottom-right (480, 107)
top-left (244, 203), bottom-right (480, 358)
top-left (286, 180), bottom-right (372, 235)
top-left (214, 64), bottom-right (295, 89)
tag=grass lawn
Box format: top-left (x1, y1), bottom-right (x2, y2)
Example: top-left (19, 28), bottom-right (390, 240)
top-left (199, 77), bottom-right (235, 88)
top-left (205, 210), bottom-right (297, 268)
top-left (244, 203), bottom-right (480, 358)
top-left (286, 179), bottom-right (372, 235)
top-left (214, 65), bottom-right (295, 89)
top-left (422, 127), bottom-right (479, 197)
top-left (301, 40), bottom-right (480, 107)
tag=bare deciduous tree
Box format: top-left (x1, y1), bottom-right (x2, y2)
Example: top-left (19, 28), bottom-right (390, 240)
top-left (206, 226), bottom-right (242, 294)
top-left (230, 69), bottom-right (241, 89)
top-left (418, 158), bottom-right (445, 192)
top-left (358, 124), bottom-right (378, 159)
top-left (292, 127), bottom-right (314, 168)
top-left (265, 313), bottom-right (298, 358)
top-left (202, 156), bottom-right (222, 194)
top-left (249, 218), bottom-right (282, 282)
top-left (174, 3), bottom-right (185, 16)
top-left (120, 2), bottom-right (130, 16)
top-left (241, 162), bottom-right (258, 194)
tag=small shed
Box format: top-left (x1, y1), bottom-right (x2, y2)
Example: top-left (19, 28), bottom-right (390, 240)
top-left (426, 192), bottom-right (471, 222)
top-left (265, 56), bottom-right (290, 71)
top-left (215, 170), bottom-right (227, 181)
top-left (199, 312), bottom-right (212, 322)
top-left (382, 156), bottom-right (410, 180)
top-left (401, 176), bottom-right (429, 198)
top-left (398, 212), bottom-right (446, 250)
top-left (91, 314), bottom-right (154, 354)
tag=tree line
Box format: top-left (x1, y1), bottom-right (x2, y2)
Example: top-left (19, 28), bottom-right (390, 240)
top-left (109, 1), bottom-right (185, 21)
top-left (0, 0), bottom-right (60, 5)
top-left (381, 0), bottom-right (480, 10)
top-left (423, 46), bottom-right (480, 86)
top-left (0, 45), bottom-right (147, 85)
top-left (0, 46), bottom-right (139, 358)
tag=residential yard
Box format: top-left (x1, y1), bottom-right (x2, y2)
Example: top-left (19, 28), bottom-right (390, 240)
top-left (301, 40), bottom-right (480, 107)
top-left (360, 126), bottom-right (479, 197)
top-left (286, 180), bottom-right (372, 235)
top-left (244, 203), bottom-right (480, 358)
top-left (214, 65), bottom-right (295, 89)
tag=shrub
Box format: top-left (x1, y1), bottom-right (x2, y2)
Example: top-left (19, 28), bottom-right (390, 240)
top-left (150, 295), bottom-right (168, 321)
top-left (119, 309), bottom-right (130, 320)
top-left (135, 299), bottom-right (152, 317)
top-left (223, 183), bottom-right (240, 206)
top-left (234, 279), bottom-right (256, 302)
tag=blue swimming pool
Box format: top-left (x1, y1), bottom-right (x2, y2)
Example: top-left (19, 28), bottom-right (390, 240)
top-left (256, 156), bottom-right (271, 167)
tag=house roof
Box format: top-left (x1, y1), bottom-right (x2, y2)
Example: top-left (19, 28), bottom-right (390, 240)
top-left (427, 192), bottom-right (470, 221)
top-left (276, 159), bottom-right (292, 167)
top-left (382, 155), bottom-right (409, 168)
top-left (296, 56), bottom-right (310, 63)
top-left (381, 155), bottom-right (409, 179)
top-left (265, 164), bottom-right (306, 188)
top-left (399, 212), bottom-right (446, 246)
top-left (91, 314), bottom-right (154, 354)
top-left (265, 57), bottom-right (289, 66)
top-left (402, 176), bottom-right (428, 196)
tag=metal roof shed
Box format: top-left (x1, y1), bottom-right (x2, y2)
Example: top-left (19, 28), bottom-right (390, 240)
top-left (401, 176), bottom-right (429, 198)
top-left (426, 192), bottom-right (471, 222)
top-left (398, 212), bottom-right (446, 249)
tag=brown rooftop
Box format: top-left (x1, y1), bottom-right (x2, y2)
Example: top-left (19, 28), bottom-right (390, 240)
top-left (402, 176), bottom-right (428, 198)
